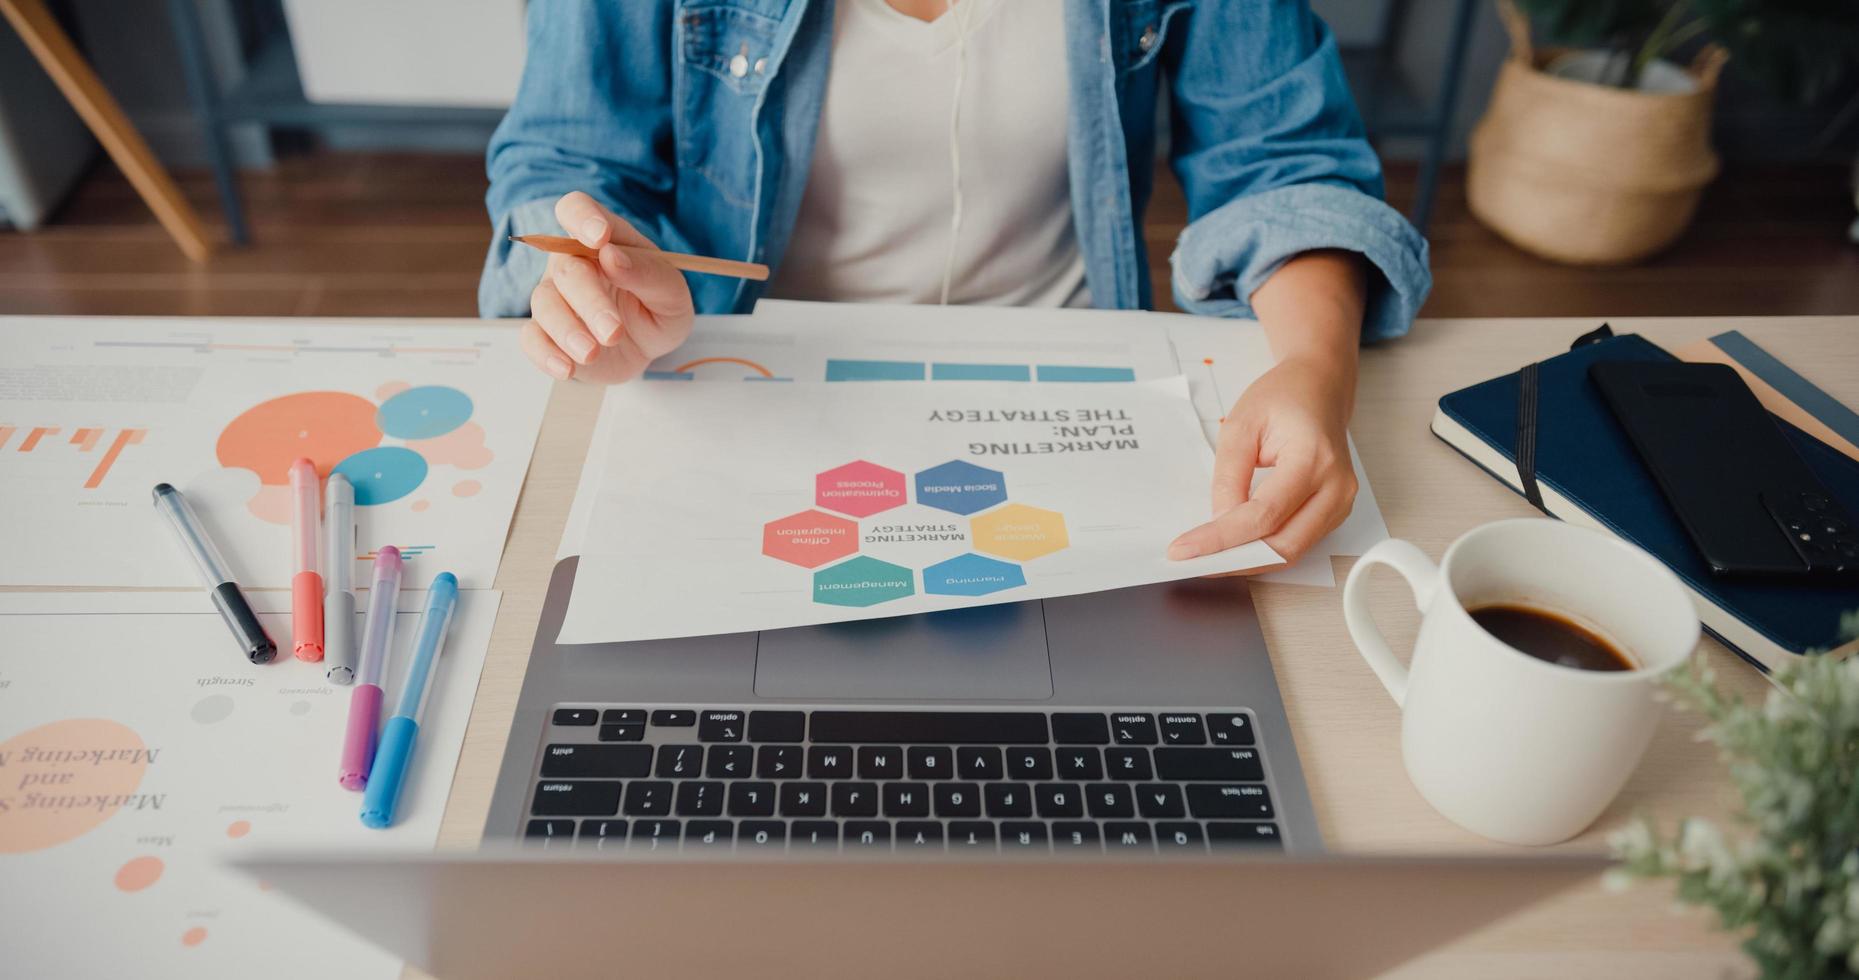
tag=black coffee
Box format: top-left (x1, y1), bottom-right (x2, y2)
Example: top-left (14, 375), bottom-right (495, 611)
top-left (1468, 603), bottom-right (1636, 672)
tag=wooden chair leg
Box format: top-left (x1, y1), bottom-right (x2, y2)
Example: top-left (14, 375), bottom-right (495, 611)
top-left (0, 0), bottom-right (215, 262)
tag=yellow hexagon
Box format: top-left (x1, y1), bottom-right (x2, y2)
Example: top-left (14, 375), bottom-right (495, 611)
top-left (971, 503), bottom-right (1069, 561)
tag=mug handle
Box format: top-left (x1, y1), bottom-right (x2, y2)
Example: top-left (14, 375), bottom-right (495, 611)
top-left (1342, 539), bottom-right (1443, 708)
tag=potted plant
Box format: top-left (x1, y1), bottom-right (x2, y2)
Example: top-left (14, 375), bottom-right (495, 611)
top-left (1467, 0), bottom-right (1859, 265)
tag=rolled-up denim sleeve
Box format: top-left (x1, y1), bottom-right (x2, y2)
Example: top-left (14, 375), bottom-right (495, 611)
top-left (478, 0), bottom-right (691, 318)
top-left (1163, 4), bottom-right (1431, 341)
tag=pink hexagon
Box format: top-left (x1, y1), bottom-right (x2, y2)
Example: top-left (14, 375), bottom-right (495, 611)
top-left (815, 460), bottom-right (907, 518)
top-left (763, 510), bottom-right (859, 568)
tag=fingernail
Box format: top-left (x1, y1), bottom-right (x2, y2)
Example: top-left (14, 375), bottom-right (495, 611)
top-left (565, 333), bottom-right (596, 363)
top-left (595, 310), bottom-right (622, 344)
top-left (544, 355), bottom-right (573, 380)
top-left (578, 218), bottom-right (606, 245)
top-left (1167, 537), bottom-right (1201, 561)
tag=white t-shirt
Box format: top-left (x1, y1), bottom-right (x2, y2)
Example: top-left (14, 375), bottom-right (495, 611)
top-left (766, 0), bottom-right (1090, 308)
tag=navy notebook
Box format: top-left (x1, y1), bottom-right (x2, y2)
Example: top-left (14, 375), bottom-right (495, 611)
top-left (1431, 332), bottom-right (1859, 671)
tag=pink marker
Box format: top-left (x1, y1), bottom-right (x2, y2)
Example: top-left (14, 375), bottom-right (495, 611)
top-left (289, 458), bottom-right (324, 661)
top-left (339, 546), bottom-right (401, 790)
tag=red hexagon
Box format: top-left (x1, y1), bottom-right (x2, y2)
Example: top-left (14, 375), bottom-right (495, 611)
top-left (763, 510), bottom-right (859, 568)
top-left (815, 460), bottom-right (907, 518)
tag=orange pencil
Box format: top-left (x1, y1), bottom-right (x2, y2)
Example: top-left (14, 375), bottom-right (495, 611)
top-left (510, 235), bottom-right (769, 282)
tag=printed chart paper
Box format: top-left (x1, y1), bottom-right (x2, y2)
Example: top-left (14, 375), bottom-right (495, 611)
top-left (558, 377), bottom-right (1281, 643)
top-left (0, 317), bottom-right (551, 589)
top-left (0, 588), bottom-right (497, 980)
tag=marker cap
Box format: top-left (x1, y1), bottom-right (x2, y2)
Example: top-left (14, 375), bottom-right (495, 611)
top-left (359, 714), bottom-right (418, 828)
top-left (338, 683), bottom-right (384, 791)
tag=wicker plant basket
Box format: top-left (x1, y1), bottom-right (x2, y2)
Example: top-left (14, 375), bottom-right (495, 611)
top-left (1467, 0), bottom-right (1729, 265)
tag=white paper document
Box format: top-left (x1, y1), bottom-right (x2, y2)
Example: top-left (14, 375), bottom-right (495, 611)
top-left (0, 317), bottom-right (551, 589)
top-left (0, 588), bottom-right (497, 980)
top-left (557, 377), bottom-right (1281, 643)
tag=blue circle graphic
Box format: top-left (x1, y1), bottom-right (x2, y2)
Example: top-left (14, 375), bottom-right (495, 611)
top-left (377, 386), bottom-right (473, 440)
top-left (332, 446), bottom-right (429, 505)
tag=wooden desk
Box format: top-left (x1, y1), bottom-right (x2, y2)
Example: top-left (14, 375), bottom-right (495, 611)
top-left (444, 316), bottom-right (1858, 979)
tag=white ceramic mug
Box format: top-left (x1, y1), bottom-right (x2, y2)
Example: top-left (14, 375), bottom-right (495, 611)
top-left (1342, 519), bottom-right (1699, 846)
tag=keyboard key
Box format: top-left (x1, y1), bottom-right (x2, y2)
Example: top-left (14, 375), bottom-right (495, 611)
top-left (1104, 821), bottom-right (1154, 851)
top-left (1001, 821), bottom-right (1048, 851)
top-left (791, 820), bottom-right (839, 849)
top-left (1159, 713), bottom-right (1206, 745)
top-left (1086, 783), bottom-right (1135, 818)
top-left (1156, 822), bottom-right (1206, 852)
top-left (540, 744), bottom-right (650, 779)
top-left (1052, 822), bottom-right (1100, 850)
top-left (1005, 747), bottom-right (1053, 780)
top-left (1135, 783), bottom-right (1187, 819)
top-left (729, 782), bottom-right (777, 817)
top-left (808, 746), bottom-right (854, 779)
top-left (907, 746), bottom-right (953, 779)
top-left (686, 819), bottom-right (733, 850)
top-left (956, 746), bottom-right (1004, 780)
top-left (1208, 822), bottom-right (1282, 849)
top-left (845, 821), bottom-right (891, 850)
top-left (832, 782), bottom-right (879, 817)
top-left (524, 819), bottom-right (576, 848)
top-left (650, 709), bottom-right (696, 727)
top-left (780, 782), bottom-right (828, 817)
top-left (698, 710), bottom-right (745, 742)
top-left (1056, 748), bottom-right (1103, 780)
top-left (935, 782), bottom-right (982, 817)
top-left (1187, 784), bottom-right (1275, 820)
top-left (857, 746), bottom-right (903, 780)
top-left (1051, 712), bottom-right (1110, 745)
top-left (532, 781), bottom-right (621, 817)
top-left (1105, 747), bottom-right (1153, 781)
top-left (757, 745), bottom-right (804, 779)
top-left (675, 781), bottom-right (724, 817)
top-left (598, 723), bottom-right (644, 742)
top-left (577, 819), bottom-right (627, 851)
top-left (948, 821), bottom-right (997, 850)
top-left (897, 821), bottom-right (944, 850)
top-left (984, 782), bottom-right (1033, 818)
top-left (656, 744), bottom-right (703, 779)
top-left (1111, 713), bottom-right (1158, 745)
top-left (706, 745), bottom-right (754, 779)
top-left (1035, 783), bottom-right (1083, 818)
top-left (551, 708), bottom-right (598, 727)
top-left (1154, 747), bottom-right (1264, 782)
top-left (748, 710), bottom-right (805, 743)
top-left (739, 820), bottom-right (786, 850)
top-left (1207, 713), bottom-right (1256, 746)
top-left (622, 781), bottom-right (673, 817)
top-left (809, 711), bottom-right (1047, 744)
top-left (602, 708), bottom-right (646, 726)
top-left (629, 818), bottom-right (680, 851)
top-left (883, 782), bottom-right (930, 817)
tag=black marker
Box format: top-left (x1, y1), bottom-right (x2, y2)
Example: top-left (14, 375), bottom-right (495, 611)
top-left (152, 483), bottom-right (277, 664)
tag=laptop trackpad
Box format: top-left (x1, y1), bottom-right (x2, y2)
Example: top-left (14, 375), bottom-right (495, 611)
top-left (753, 601), bottom-right (1054, 701)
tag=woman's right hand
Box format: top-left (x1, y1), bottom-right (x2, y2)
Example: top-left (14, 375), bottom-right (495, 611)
top-left (521, 191), bottom-right (696, 384)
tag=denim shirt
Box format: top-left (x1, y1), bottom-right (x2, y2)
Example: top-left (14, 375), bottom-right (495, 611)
top-left (480, 0), bottom-right (1431, 341)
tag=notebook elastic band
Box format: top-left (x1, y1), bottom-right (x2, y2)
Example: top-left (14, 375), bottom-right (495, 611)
top-left (1516, 361), bottom-right (1546, 513)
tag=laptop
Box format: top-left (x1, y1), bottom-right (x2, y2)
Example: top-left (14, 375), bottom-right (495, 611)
top-left (237, 848), bottom-right (1606, 979)
top-left (484, 558), bottom-right (1322, 854)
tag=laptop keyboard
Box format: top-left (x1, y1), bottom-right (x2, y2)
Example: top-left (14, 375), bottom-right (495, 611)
top-left (523, 707), bottom-right (1284, 855)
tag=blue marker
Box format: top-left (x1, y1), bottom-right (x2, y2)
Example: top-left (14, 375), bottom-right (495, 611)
top-left (360, 573), bottom-right (458, 830)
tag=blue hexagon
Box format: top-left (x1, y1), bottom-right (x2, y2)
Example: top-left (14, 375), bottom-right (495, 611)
top-left (813, 556), bottom-right (916, 608)
top-left (922, 553), bottom-right (1026, 597)
top-left (913, 460), bottom-right (1006, 515)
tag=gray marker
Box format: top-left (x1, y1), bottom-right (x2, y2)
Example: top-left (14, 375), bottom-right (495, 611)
top-left (323, 473), bottom-right (358, 684)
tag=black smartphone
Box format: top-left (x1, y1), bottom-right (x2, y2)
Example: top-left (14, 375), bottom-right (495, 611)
top-left (1590, 360), bottom-right (1858, 577)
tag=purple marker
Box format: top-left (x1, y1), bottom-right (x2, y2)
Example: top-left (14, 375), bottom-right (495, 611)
top-left (337, 547), bottom-right (401, 790)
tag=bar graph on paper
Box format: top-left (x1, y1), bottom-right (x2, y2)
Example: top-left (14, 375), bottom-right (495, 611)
top-left (1, 424), bottom-right (148, 488)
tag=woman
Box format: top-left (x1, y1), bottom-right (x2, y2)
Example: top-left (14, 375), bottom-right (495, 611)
top-left (479, 0), bottom-right (1430, 568)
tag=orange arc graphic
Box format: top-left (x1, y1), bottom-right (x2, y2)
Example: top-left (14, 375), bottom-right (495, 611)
top-left (670, 356), bottom-right (775, 379)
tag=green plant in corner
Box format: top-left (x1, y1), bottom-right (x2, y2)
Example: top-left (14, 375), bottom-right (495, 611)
top-left (1611, 612), bottom-right (1859, 980)
top-left (1513, 0), bottom-right (1859, 99)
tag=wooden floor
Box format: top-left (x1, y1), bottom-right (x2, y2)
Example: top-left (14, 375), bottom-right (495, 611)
top-left (2, 152), bottom-right (1856, 320)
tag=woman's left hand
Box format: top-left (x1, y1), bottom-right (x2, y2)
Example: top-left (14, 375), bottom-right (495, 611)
top-left (1167, 354), bottom-right (1358, 568)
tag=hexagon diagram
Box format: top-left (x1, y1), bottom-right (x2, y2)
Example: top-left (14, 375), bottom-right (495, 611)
top-left (816, 460), bottom-right (907, 518)
top-left (813, 556), bottom-right (916, 607)
top-left (971, 503), bottom-right (1069, 561)
top-left (923, 553), bottom-right (1026, 597)
top-left (763, 510), bottom-right (859, 569)
top-left (913, 460), bottom-right (1007, 516)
